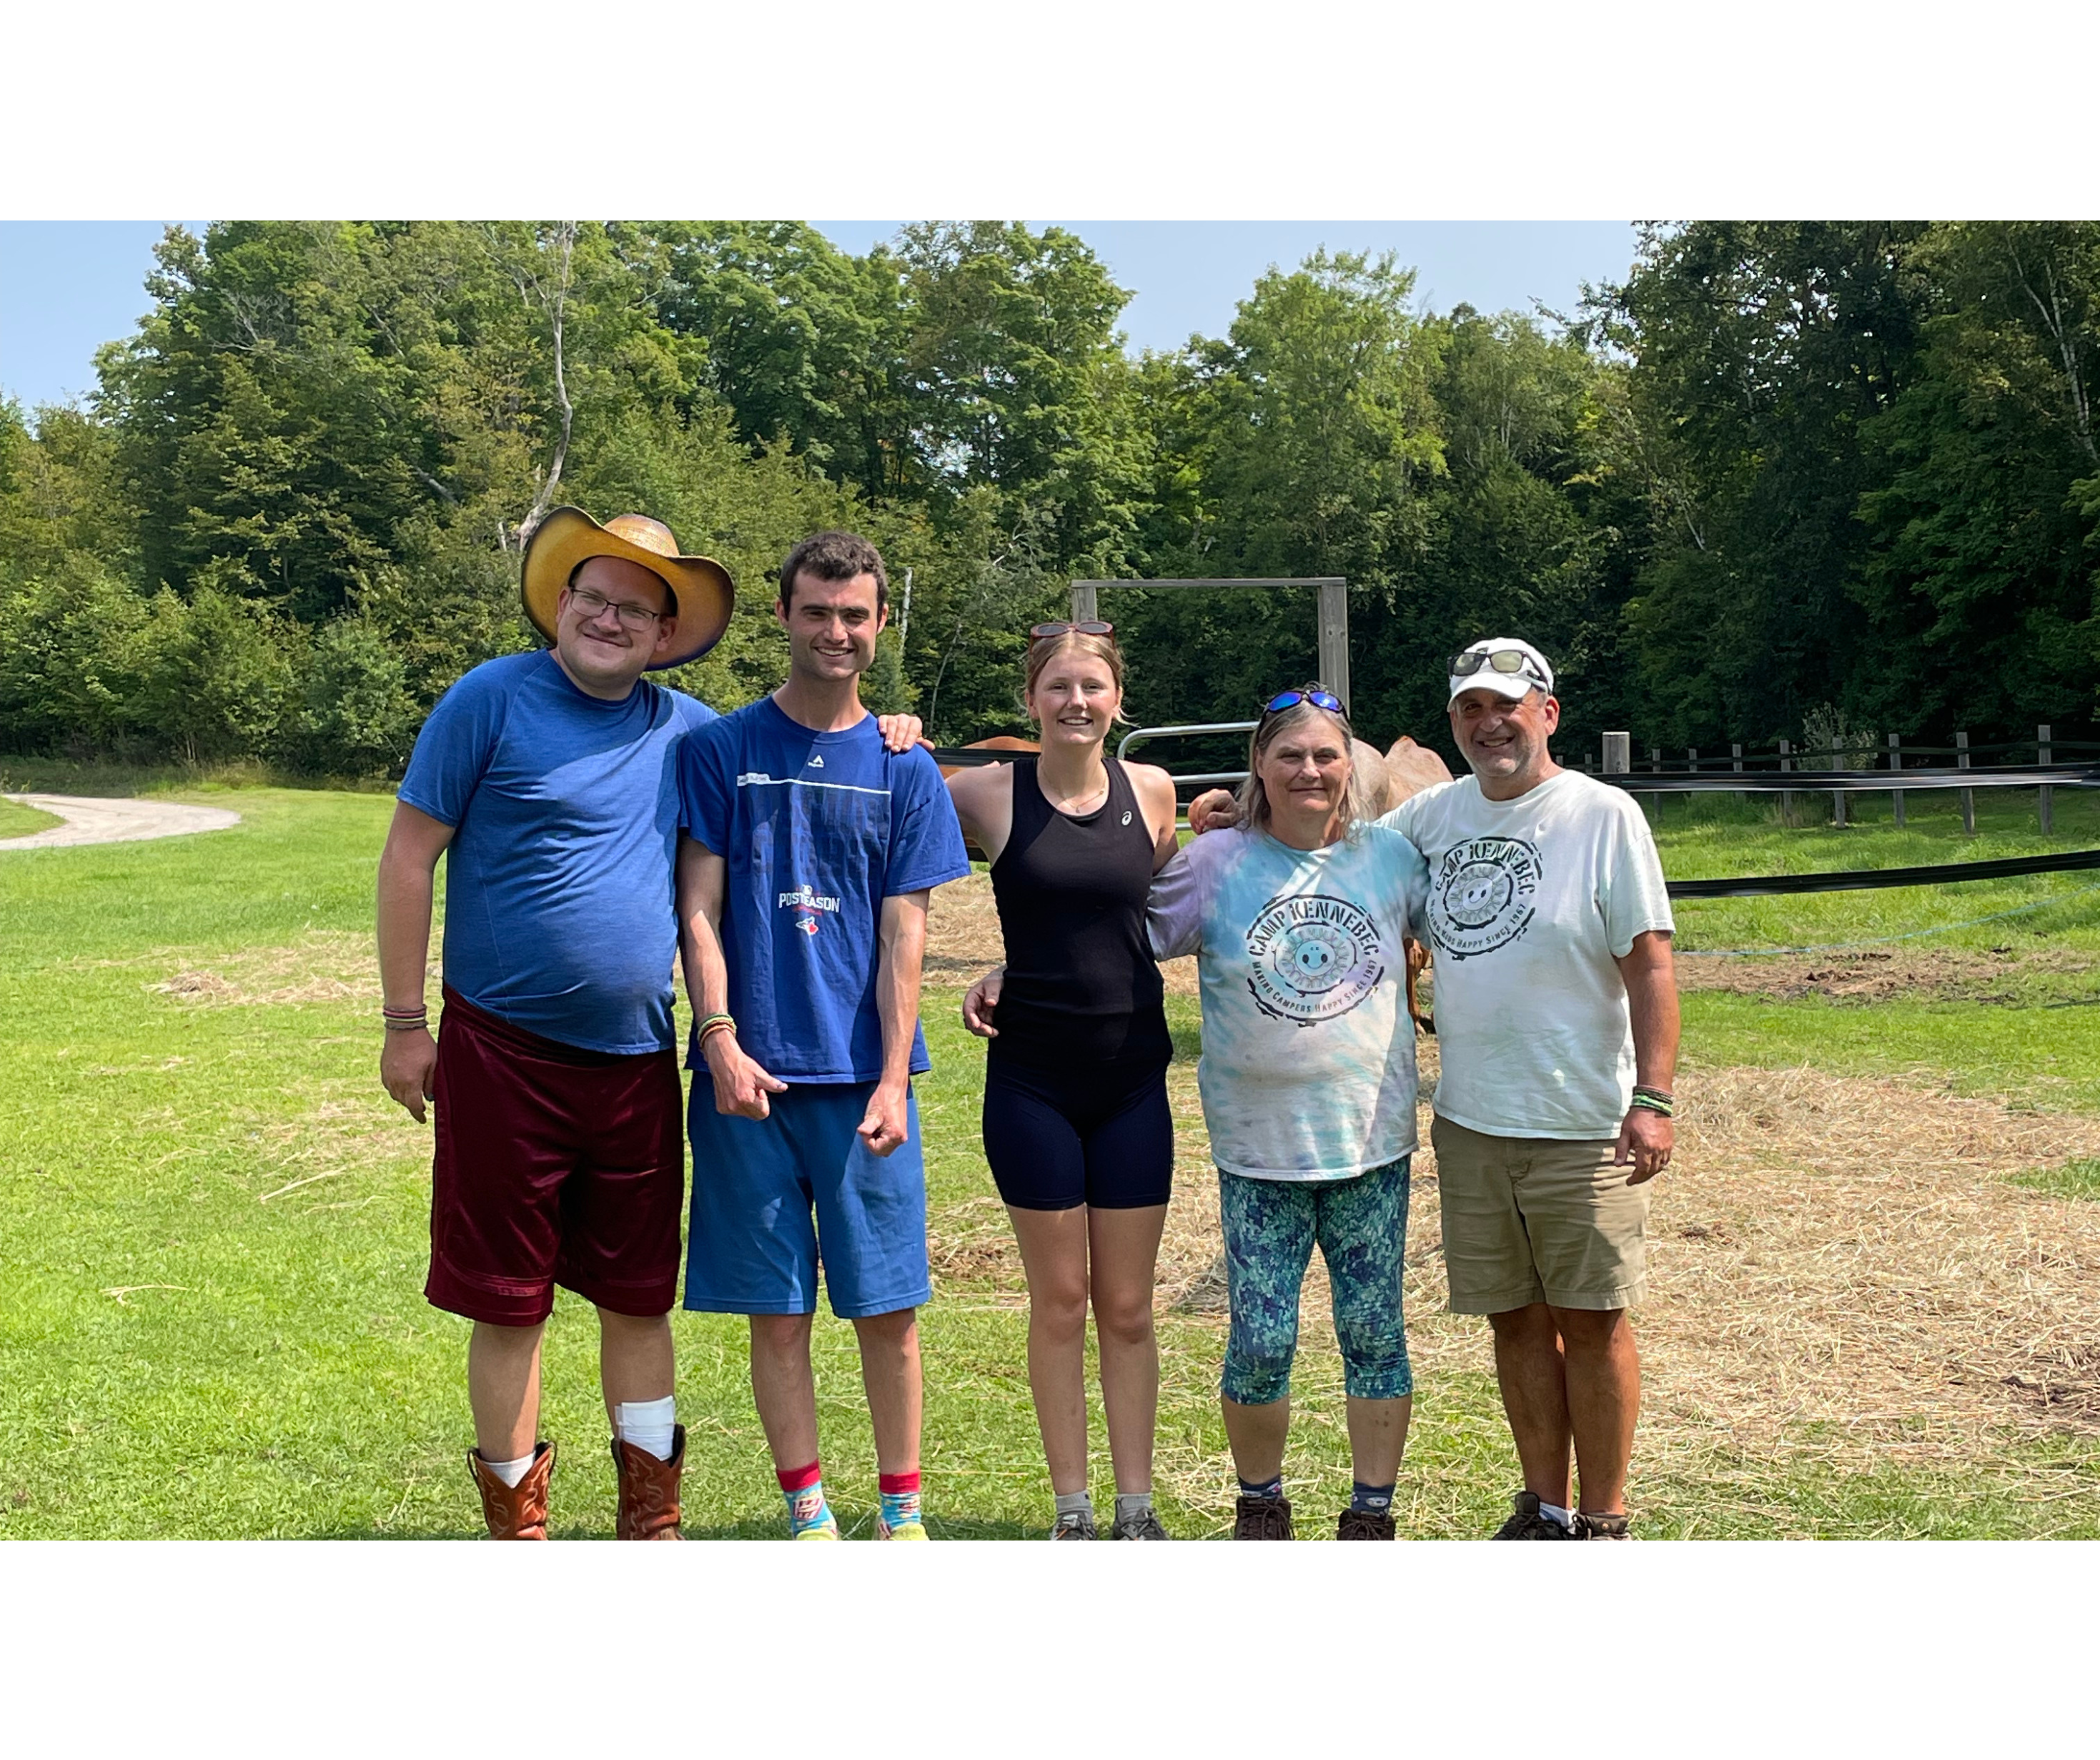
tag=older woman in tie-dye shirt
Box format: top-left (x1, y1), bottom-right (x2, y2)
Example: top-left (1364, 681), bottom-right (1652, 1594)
top-left (1146, 685), bottom-right (1430, 1541)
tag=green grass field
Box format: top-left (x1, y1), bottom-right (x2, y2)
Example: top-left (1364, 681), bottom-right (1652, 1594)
top-left (1, 780), bottom-right (2096, 1538)
top-left (0, 799), bottom-right (62, 838)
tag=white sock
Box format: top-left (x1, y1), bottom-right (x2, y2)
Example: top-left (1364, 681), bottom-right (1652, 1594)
top-left (1539, 1500), bottom-right (1574, 1531)
top-left (615, 1396), bottom-right (678, 1461)
top-left (485, 1451), bottom-right (535, 1488)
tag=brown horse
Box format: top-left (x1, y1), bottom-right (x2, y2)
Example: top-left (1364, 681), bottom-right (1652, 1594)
top-left (1382, 735), bottom-right (1454, 1034)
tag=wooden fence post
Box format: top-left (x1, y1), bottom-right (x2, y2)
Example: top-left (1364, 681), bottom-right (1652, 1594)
top-left (1832, 736), bottom-right (1847, 827)
top-left (1603, 732), bottom-right (1630, 775)
top-left (2039, 723), bottom-right (2054, 834)
top-left (1888, 732), bottom-right (1905, 827)
top-left (1779, 738), bottom-right (1793, 823)
top-left (1956, 730), bottom-right (1974, 834)
top-left (1732, 741), bottom-right (1744, 807)
top-left (1648, 746), bottom-right (1664, 823)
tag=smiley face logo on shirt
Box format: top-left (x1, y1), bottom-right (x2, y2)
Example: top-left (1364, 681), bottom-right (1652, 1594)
top-left (1243, 893), bottom-right (1385, 1025)
top-left (1428, 836), bottom-right (1542, 959)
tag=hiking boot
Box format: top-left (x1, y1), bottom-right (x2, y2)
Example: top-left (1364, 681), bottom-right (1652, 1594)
top-left (1050, 1509), bottom-right (1098, 1540)
top-left (1491, 1491), bottom-right (1575, 1540)
top-left (1110, 1507), bottom-right (1169, 1541)
top-left (1232, 1494), bottom-right (1294, 1540)
top-left (1576, 1509), bottom-right (1632, 1540)
top-left (467, 1441), bottom-right (555, 1540)
top-left (1336, 1506), bottom-right (1396, 1541)
top-left (610, 1425), bottom-right (684, 1541)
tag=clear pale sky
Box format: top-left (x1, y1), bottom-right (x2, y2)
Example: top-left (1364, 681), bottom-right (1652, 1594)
top-left (0, 220), bottom-right (1638, 412)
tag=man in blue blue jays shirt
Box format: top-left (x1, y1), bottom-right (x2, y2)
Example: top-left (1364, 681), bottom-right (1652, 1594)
top-left (678, 530), bottom-right (970, 1541)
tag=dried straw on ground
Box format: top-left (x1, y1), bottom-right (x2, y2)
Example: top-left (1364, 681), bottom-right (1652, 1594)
top-left (923, 877), bottom-right (2100, 1489)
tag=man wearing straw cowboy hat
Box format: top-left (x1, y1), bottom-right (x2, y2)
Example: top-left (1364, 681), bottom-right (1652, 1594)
top-left (377, 506), bottom-right (921, 1540)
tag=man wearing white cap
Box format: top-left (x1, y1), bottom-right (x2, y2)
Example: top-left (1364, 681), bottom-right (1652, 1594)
top-left (1187, 638), bottom-right (1678, 1537)
top-left (1382, 638), bottom-right (1677, 1539)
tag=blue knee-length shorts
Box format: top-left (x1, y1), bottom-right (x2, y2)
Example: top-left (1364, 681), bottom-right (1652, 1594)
top-left (685, 1080), bottom-right (931, 1319)
top-left (1219, 1156), bottom-right (1412, 1406)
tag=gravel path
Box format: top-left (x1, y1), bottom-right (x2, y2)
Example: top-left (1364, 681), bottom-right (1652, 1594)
top-left (0, 792), bottom-right (242, 851)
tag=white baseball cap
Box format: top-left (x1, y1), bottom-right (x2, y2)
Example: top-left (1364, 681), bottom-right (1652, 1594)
top-left (1448, 637), bottom-right (1555, 707)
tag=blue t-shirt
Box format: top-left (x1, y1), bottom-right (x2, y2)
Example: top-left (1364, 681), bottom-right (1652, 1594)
top-left (678, 696), bottom-right (971, 1083)
top-left (398, 649), bottom-right (716, 1055)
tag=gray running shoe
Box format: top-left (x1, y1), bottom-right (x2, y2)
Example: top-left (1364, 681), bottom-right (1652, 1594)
top-left (1049, 1508), bottom-right (1098, 1540)
top-left (1110, 1507), bottom-right (1169, 1540)
top-left (1232, 1494), bottom-right (1294, 1540)
top-left (1576, 1509), bottom-right (1632, 1540)
top-left (1491, 1491), bottom-right (1575, 1540)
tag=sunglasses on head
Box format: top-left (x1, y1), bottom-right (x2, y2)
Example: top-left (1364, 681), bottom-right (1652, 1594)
top-left (1030, 620), bottom-right (1114, 642)
top-left (1450, 647), bottom-right (1546, 682)
top-left (1263, 689), bottom-right (1343, 716)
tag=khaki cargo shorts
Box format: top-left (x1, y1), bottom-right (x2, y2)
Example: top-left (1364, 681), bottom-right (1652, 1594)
top-left (1430, 1115), bottom-right (1649, 1315)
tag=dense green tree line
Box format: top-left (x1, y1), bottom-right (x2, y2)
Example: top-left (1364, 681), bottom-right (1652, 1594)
top-left (3, 219), bottom-right (2094, 776)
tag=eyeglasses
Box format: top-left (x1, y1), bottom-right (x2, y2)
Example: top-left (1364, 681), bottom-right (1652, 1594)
top-left (1450, 647), bottom-right (1545, 682)
top-left (1263, 689), bottom-right (1343, 715)
top-left (567, 585), bottom-right (666, 630)
top-left (1029, 620), bottom-right (1114, 642)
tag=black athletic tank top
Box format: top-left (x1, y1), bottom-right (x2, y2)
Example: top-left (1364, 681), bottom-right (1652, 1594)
top-left (988, 756), bottom-right (1171, 1067)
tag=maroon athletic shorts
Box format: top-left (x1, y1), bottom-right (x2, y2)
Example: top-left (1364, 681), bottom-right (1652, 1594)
top-left (425, 988), bottom-right (684, 1327)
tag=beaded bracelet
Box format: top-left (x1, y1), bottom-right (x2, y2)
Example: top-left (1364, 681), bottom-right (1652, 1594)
top-left (1629, 1091), bottom-right (1675, 1118)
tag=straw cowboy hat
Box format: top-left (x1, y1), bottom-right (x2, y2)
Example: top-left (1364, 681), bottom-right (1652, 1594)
top-left (520, 507), bottom-right (735, 670)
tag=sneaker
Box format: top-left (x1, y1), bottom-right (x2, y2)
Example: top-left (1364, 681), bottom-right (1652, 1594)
top-left (1049, 1509), bottom-right (1098, 1540)
top-left (1109, 1507), bottom-right (1169, 1541)
top-left (876, 1515), bottom-right (930, 1541)
top-left (1575, 1510), bottom-right (1631, 1540)
top-left (1491, 1491), bottom-right (1575, 1540)
top-left (1335, 1506), bottom-right (1396, 1540)
top-left (1232, 1494), bottom-right (1294, 1540)
top-left (793, 1512), bottom-right (841, 1541)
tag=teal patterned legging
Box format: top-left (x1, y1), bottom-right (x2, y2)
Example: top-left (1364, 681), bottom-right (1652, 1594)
top-left (1218, 1158), bottom-right (1413, 1406)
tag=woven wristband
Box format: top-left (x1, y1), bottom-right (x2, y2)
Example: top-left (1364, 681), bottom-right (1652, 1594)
top-left (698, 1013), bottom-right (736, 1043)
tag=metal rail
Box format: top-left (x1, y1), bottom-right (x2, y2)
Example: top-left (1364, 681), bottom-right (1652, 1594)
top-left (1116, 720), bottom-right (1259, 790)
top-left (1600, 764), bottom-right (2100, 794)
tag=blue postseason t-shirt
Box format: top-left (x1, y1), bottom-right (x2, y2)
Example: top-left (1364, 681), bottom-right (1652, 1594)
top-left (678, 696), bottom-right (971, 1083)
top-left (398, 649), bottom-right (716, 1055)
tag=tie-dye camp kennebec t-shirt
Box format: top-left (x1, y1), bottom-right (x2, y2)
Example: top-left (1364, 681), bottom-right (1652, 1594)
top-left (1147, 824), bottom-right (1430, 1180)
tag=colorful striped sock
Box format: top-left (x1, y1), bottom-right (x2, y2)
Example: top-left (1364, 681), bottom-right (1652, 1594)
top-left (1238, 1473), bottom-right (1284, 1502)
top-left (878, 1468), bottom-right (922, 1533)
top-left (776, 1459), bottom-right (833, 1536)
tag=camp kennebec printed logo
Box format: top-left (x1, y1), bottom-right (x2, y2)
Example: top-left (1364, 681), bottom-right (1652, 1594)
top-left (1429, 836), bottom-right (1542, 960)
top-left (779, 884), bottom-right (842, 937)
top-left (1244, 893), bottom-right (1385, 1025)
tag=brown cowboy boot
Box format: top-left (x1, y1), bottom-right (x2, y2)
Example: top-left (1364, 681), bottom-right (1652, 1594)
top-left (467, 1441), bottom-right (555, 1540)
top-left (611, 1425), bottom-right (685, 1541)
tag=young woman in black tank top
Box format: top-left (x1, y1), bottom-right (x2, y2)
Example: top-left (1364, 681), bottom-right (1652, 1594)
top-left (947, 625), bottom-right (1181, 1540)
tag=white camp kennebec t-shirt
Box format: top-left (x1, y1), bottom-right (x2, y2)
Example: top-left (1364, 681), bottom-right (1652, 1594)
top-left (1147, 823), bottom-right (1430, 1180)
top-left (1380, 771), bottom-right (1673, 1140)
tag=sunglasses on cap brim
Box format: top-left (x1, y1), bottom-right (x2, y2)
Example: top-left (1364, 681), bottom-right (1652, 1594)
top-left (1263, 689), bottom-right (1343, 715)
top-left (1450, 648), bottom-right (1547, 684)
top-left (1030, 620), bottom-right (1114, 641)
